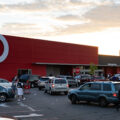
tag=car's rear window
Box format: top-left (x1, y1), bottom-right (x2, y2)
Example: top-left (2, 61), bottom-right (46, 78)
top-left (55, 80), bottom-right (67, 84)
top-left (114, 83), bottom-right (120, 91)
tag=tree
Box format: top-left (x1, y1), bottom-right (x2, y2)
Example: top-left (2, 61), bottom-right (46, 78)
top-left (89, 63), bottom-right (97, 76)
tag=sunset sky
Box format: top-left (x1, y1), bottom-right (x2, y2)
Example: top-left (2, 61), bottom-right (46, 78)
top-left (0, 0), bottom-right (120, 56)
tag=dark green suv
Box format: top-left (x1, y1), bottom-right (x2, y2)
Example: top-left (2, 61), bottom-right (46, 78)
top-left (68, 81), bottom-right (120, 107)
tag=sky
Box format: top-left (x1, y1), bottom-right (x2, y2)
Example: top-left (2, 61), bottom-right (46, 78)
top-left (0, 0), bottom-right (120, 56)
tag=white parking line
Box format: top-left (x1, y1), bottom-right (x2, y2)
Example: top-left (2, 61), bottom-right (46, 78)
top-left (27, 106), bottom-right (36, 112)
top-left (18, 102), bottom-right (36, 112)
top-left (14, 113), bottom-right (43, 118)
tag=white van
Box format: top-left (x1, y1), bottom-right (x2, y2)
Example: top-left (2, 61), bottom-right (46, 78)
top-left (44, 78), bottom-right (69, 95)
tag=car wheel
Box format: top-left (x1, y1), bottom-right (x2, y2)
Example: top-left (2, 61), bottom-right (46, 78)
top-left (38, 87), bottom-right (41, 90)
top-left (99, 98), bottom-right (108, 107)
top-left (86, 101), bottom-right (90, 104)
top-left (44, 89), bottom-right (47, 93)
top-left (64, 92), bottom-right (68, 95)
top-left (0, 94), bottom-right (7, 102)
top-left (71, 95), bottom-right (77, 104)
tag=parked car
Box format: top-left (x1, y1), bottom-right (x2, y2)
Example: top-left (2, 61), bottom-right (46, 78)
top-left (79, 74), bottom-right (91, 85)
top-left (109, 74), bottom-right (120, 81)
top-left (19, 74), bottom-right (40, 88)
top-left (114, 74), bottom-right (120, 77)
top-left (58, 75), bottom-right (78, 87)
top-left (0, 85), bottom-right (15, 102)
top-left (91, 76), bottom-right (106, 81)
top-left (0, 78), bottom-right (12, 88)
top-left (74, 75), bottom-right (81, 85)
top-left (38, 77), bottom-right (50, 90)
top-left (44, 78), bottom-right (69, 95)
top-left (68, 81), bottom-right (120, 107)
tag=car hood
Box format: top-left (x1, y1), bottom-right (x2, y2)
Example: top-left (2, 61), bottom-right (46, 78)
top-left (0, 83), bottom-right (12, 88)
top-left (69, 88), bottom-right (79, 93)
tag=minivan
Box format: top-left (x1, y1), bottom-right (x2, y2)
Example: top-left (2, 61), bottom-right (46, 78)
top-left (44, 78), bottom-right (69, 95)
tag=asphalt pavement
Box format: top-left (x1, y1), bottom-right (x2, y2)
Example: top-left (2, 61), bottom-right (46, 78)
top-left (0, 88), bottom-right (120, 120)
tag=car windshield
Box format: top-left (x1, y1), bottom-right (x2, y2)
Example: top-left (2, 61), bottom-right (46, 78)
top-left (55, 79), bottom-right (67, 84)
top-left (40, 78), bottom-right (49, 81)
top-left (114, 83), bottom-right (120, 91)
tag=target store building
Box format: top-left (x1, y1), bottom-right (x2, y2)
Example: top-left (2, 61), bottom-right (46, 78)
top-left (0, 34), bottom-right (98, 81)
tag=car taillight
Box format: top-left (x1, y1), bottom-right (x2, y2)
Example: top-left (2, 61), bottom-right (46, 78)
top-left (113, 93), bottom-right (117, 97)
top-left (67, 84), bottom-right (69, 88)
top-left (52, 84), bottom-right (55, 88)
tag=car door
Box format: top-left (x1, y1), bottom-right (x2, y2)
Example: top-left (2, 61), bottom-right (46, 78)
top-left (88, 83), bottom-right (102, 101)
top-left (77, 83), bottom-right (92, 101)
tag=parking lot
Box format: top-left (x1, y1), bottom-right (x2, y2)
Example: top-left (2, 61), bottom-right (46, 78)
top-left (0, 88), bottom-right (120, 120)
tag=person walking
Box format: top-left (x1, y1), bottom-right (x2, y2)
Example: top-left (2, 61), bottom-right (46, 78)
top-left (11, 75), bottom-right (18, 93)
top-left (16, 79), bottom-right (25, 102)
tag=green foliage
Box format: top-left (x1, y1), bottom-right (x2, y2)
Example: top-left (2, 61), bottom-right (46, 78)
top-left (89, 63), bottom-right (97, 75)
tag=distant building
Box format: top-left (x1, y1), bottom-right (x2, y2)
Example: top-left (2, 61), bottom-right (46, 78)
top-left (98, 55), bottom-right (120, 77)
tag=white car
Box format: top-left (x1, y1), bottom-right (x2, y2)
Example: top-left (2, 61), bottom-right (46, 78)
top-left (0, 78), bottom-right (12, 88)
top-left (44, 78), bottom-right (69, 95)
top-left (38, 77), bottom-right (50, 90)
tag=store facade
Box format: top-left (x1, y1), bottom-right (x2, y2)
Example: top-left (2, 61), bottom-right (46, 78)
top-left (0, 34), bottom-right (98, 81)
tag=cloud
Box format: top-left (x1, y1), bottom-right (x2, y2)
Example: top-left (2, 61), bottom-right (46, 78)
top-left (0, 0), bottom-right (111, 13)
top-left (56, 14), bottom-right (82, 22)
top-left (0, 23), bottom-right (55, 38)
top-left (0, 0), bottom-right (120, 38)
top-left (84, 5), bottom-right (120, 23)
top-left (0, 0), bottom-right (47, 12)
top-left (50, 4), bottom-right (120, 36)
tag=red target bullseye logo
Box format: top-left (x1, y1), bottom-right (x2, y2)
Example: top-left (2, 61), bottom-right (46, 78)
top-left (0, 35), bottom-right (9, 63)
